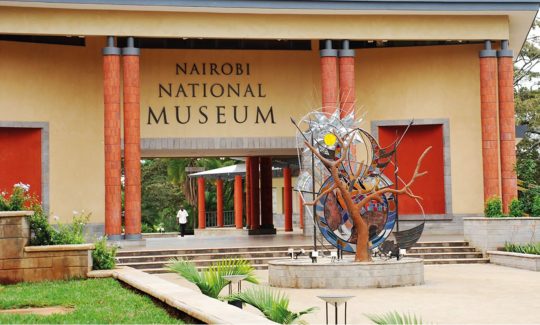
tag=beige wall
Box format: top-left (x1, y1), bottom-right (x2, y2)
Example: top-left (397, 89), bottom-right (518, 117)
top-left (357, 45), bottom-right (484, 214)
top-left (0, 38), bottom-right (105, 223)
top-left (0, 37), bottom-right (484, 226)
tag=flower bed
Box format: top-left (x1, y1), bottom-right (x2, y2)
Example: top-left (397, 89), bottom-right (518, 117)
top-left (488, 251), bottom-right (540, 271)
top-left (0, 211), bottom-right (95, 284)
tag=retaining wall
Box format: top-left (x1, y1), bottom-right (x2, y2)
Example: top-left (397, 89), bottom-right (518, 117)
top-left (0, 211), bottom-right (93, 284)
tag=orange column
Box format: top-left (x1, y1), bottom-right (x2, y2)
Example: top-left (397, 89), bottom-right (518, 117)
top-left (234, 175), bottom-right (243, 229)
top-left (103, 37), bottom-right (122, 240)
top-left (197, 177), bottom-right (206, 229)
top-left (479, 40), bottom-right (501, 202)
top-left (497, 40), bottom-right (517, 213)
top-left (260, 157), bottom-right (274, 229)
top-left (122, 37), bottom-right (142, 240)
top-left (245, 157), bottom-right (251, 229)
top-left (250, 157), bottom-right (260, 230)
top-left (320, 40), bottom-right (339, 116)
top-left (339, 40), bottom-right (356, 119)
top-left (283, 166), bottom-right (293, 232)
top-left (216, 178), bottom-right (224, 227)
top-left (298, 194), bottom-right (304, 229)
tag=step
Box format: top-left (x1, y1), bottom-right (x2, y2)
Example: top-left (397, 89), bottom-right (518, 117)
top-left (405, 252), bottom-right (484, 260)
top-left (424, 258), bottom-right (490, 265)
top-left (118, 256), bottom-right (291, 270)
top-left (142, 263), bottom-right (269, 274)
top-left (117, 250), bottom-right (297, 263)
top-left (413, 241), bottom-right (469, 248)
top-left (406, 246), bottom-right (477, 253)
top-left (117, 245), bottom-right (313, 257)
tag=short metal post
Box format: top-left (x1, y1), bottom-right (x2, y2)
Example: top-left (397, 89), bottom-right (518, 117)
top-left (345, 302), bottom-right (347, 325)
top-left (335, 302), bottom-right (338, 324)
top-left (325, 302), bottom-right (328, 324)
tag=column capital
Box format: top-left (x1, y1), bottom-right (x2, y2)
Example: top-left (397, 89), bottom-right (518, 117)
top-left (338, 40), bottom-right (355, 58)
top-left (102, 36), bottom-right (121, 56)
top-left (479, 40), bottom-right (496, 58)
top-left (320, 39), bottom-right (338, 57)
top-left (497, 40), bottom-right (513, 58)
top-left (122, 36), bottom-right (141, 56)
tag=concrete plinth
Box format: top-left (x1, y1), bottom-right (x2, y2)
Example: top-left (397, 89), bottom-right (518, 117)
top-left (194, 228), bottom-right (247, 237)
top-left (268, 257), bottom-right (424, 289)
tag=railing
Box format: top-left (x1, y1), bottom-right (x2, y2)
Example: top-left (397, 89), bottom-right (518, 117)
top-left (205, 210), bottom-right (235, 227)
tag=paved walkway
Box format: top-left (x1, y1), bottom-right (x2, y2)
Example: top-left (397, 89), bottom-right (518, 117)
top-left (121, 229), bottom-right (464, 251)
top-left (158, 263), bottom-right (540, 324)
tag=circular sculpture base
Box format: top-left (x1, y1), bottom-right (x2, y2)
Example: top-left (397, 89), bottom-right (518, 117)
top-left (268, 257), bottom-right (424, 289)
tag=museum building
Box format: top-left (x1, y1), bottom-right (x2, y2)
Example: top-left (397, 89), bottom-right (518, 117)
top-left (0, 0), bottom-right (538, 239)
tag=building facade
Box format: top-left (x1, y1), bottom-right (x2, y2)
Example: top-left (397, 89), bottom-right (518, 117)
top-left (0, 0), bottom-right (538, 238)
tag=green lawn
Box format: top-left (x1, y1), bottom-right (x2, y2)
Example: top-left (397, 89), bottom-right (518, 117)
top-left (0, 278), bottom-right (184, 324)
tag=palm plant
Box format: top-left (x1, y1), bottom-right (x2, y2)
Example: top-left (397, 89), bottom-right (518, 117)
top-left (227, 286), bottom-right (317, 324)
top-left (167, 258), bottom-right (258, 299)
top-left (364, 311), bottom-right (426, 325)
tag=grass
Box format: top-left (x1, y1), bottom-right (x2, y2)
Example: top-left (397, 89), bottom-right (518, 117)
top-left (504, 242), bottom-right (540, 255)
top-left (0, 278), bottom-right (184, 324)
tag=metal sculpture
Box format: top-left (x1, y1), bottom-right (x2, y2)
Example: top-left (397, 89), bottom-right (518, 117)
top-left (293, 110), bottom-right (430, 262)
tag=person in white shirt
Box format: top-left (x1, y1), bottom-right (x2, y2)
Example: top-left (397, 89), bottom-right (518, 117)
top-left (176, 205), bottom-right (189, 237)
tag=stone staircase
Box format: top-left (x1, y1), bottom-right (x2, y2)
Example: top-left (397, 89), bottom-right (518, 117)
top-left (116, 240), bottom-right (488, 274)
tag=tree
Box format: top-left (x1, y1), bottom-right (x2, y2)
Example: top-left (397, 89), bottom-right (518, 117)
top-left (304, 132), bottom-right (431, 262)
top-left (515, 17), bottom-right (540, 214)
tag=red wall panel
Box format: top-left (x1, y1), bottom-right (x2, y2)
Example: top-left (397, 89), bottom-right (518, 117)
top-left (379, 125), bottom-right (445, 215)
top-left (0, 128), bottom-right (42, 201)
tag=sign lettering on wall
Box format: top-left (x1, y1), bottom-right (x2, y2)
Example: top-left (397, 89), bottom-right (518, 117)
top-left (147, 63), bottom-right (276, 125)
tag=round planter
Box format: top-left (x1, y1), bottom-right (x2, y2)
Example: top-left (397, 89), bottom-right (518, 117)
top-left (268, 257), bottom-right (424, 289)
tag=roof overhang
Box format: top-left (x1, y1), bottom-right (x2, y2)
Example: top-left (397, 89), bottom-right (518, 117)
top-left (1, 0), bottom-right (538, 54)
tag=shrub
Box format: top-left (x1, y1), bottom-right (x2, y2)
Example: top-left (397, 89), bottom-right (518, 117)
top-left (485, 197), bottom-right (503, 218)
top-left (92, 236), bottom-right (118, 270)
top-left (532, 195), bottom-right (540, 217)
top-left (0, 183), bottom-right (33, 211)
top-left (28, 207), bottom-right (56, 246)
top-left (227, 286), bottom-right (317, 324)
top-left (508, 199), bottom-right (524, 217)
top-left (364, 311), bottom-right (425, 325)
top-left (504, 242), bottom-right (540, 255)
top-left (53, 212), bottom-right (90, 245)
top-left (167, 258), bottom-right (258, 299)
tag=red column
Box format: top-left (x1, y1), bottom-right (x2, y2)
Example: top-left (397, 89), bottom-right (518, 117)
top-left (216, 178), bottom-right (224, 227)
top-left (339, 40), bottom-right (356, 119)
top-left (197, 177), bottom-right (206, 229)
top-left (298, 193), bottom-right (304, 229)
top-left (250, 157), bottom-right (260, 230)
top-left (479, 41), bottom-right (501, 202)
top-left (245, 157), bottom-right (251, 229)
top-left (234, 175), bottom-right (243, 229)
top-left (320, 40), bottom-right (339, 116)
top-left (103, 37), bottom-right (122, 240)
top-left (498, 41), bottom-right (517, 213)
top-left (122, 37), bottom-right (142, 240)
top-left (260, 157), bottom-right (274, 228)
top-left (283, 166), bottom-right (293, 232)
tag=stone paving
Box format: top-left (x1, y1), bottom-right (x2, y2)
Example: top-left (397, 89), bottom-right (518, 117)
top-left (158, 263), bottom-right (540, 324)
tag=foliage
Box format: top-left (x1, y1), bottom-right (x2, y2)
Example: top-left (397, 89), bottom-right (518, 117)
top-left (0, 278), bottom-right (183, 324)
top-left (141, 159), bottom-right (187, 232)
top-left (521, 187), bottom-right (540, 215)
top-left (28, 207), bottom-right (56, 246)
top-left (485, 197), bottom-right (503, 218)
top-left (0, 183), bottom-right (34, 211)
top-left (92, 236), bottom-right (118, 270)
top-left (364, 311), bottom-right (425, 325)
top-left (508, 199), bottom-right (524, 217)
top-left (52, 212), bottom-right (90, 245)
top-left (504, 242), bottom-right (540, 255)
top-left (532, 195), bottom-right (540, 217)
top-left (227, 286), bottom-right (317, 324)
top-left (167, 258), bottom-right (258, 299)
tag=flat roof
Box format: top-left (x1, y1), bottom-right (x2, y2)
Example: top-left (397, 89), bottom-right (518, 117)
top-left (2, 0), bottom-right (539, 11)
